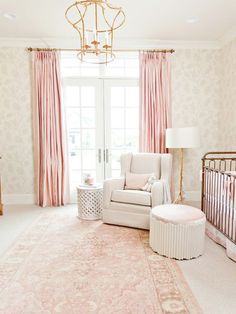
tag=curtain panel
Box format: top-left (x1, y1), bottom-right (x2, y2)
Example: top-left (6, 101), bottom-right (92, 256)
top-left (32, 51), bottom-right (68, 207)
top-left (139, 52), bottom-right (172, 153)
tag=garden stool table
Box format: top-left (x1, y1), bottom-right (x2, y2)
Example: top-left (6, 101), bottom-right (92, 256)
top-left (150, 204), bottom-right (206, 260)
top-left (77, 185), bottom-right (103, 220)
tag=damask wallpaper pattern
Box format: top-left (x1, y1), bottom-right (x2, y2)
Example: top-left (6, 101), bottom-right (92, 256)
top-left (171, 49), bottom-right (221, 192)
top-left (219, 38), bottom-right (236, 151)
top-left (0, 40), bottom-right (235, 199)
top-left (0, 48), bottom-right (34, 195)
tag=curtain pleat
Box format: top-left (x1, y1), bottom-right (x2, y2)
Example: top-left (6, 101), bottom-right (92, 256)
top-left (139, 52), bottom-right (172, 153)
top-left (32, 51), bottom-right (68, 207)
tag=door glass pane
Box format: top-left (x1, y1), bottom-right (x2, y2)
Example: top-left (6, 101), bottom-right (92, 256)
top-left (111, 129), bottom-right (125, 148)
top-left (65, 86), bottom-right (80, 107)
top-left (81, 87), bottom-right (95, 107)
top-left (126, 130), bottom-right (139, 150)
top-left (70, 170), bottom-right (81, 186)
top-left (111, 150), bottom-right (123, 171)
top-left (82, 150), bottom-right (96, 170)
top-left (81, 108), bottom-right (95, 128)
top-left (126, 108), bottom-right (139, 129)
top-left (68, 130), bottom-right (80, 151)
top-left (82, 129), bottom-right (96, 149)
top-left (111, 87), bottom-right (124, 107)
top-left (111, 108), bottom-right (125, 128)
top-left (66, 108), bottom-right (80, 128)
top-left (126, 87), bottom-right (139, 107)
top-left (69, 151), bottom-right (81, 170)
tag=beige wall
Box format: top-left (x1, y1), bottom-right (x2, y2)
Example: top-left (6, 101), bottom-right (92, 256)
top-left (0, 48), bottom-right (34, 196)
top-left (0, 42), bottom-right (235, 201)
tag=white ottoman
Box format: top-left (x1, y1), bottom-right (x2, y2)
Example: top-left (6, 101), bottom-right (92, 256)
top-left (150, 204), bottom-right (206, 260)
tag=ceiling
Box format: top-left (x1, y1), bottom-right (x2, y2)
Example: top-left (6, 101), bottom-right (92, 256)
top-left (0, 0), bottom-right (236, 42)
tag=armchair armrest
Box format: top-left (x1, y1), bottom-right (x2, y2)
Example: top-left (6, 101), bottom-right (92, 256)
top-left (151, 180), bottom-right (171, 207)
top-left (151, 181), bottom-right (164, 207)
top-left (103, 177), bottom-right (125, 208)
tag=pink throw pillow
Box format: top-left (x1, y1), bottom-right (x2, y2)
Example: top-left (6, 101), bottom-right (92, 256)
top-left (125, 172), bottom-right (152, 190)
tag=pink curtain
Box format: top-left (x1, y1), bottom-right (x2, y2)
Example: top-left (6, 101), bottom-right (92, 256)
top-left (32, 51), bottom-right (68, 207)
top-left (139, 52), bottom-right (172, 153)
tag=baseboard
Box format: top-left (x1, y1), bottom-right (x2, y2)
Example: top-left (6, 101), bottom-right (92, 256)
top-left (2, 191), bottom-right (201, 205)
top-left (3, 194), bottom-right (36, 205)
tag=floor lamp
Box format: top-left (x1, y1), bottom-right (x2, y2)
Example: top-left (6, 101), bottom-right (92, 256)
top-left (166, 127), bottom-right (200, 203)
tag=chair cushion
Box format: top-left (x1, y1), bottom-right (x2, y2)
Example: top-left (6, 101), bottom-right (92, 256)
top-left (125, 172), bottom-right (152, 190)
top-left (152, 204), bottom-right (206, 224)
top-left (111, 189), bottom-right (151, 206)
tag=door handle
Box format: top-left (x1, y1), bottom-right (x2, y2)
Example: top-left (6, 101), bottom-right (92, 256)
top-left (98, 149), bottom-right (102, 163)
top-left (105, 149), bottom-right (109, 163)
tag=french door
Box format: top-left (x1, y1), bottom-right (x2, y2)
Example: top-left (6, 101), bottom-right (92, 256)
top-left (63, 78), bottom-right (139, 201)
top-left (104, 80), bottom-right (139, 178)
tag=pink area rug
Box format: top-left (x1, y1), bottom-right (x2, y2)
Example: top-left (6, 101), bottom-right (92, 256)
top-left (0, 210), bottom-right (202, 313)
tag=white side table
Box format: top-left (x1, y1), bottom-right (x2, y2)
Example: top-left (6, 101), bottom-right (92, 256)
top-left (77, 185), bottom-right (103, 220)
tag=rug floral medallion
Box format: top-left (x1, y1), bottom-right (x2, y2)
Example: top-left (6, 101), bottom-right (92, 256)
top-left (0, 210), bottom-right (202, 314)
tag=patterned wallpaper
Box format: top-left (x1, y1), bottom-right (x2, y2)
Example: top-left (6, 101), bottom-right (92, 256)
top-left (0, 42), bottom-right (235, 198)
top-left (219, 38), bottom-right (236, 151)
top-left (171, 49), bottom-right (221, 193)
top-left (0, 48), bottom-right (34, 194)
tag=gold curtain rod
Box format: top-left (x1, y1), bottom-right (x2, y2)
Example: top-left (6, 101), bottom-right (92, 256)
top-left (27, 47), bottom-right (175, 53)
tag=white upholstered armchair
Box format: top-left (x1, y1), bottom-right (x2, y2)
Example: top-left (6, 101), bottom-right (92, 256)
top-left (103, 153), bottom-right (172, 230)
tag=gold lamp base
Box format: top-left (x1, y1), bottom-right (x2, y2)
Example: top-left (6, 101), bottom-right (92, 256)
top-left (166, 127), bottom-right (199, 205)
top-left (174, 192), bottom-right (184, 204)
top-left (174, 148), bottom-right (184, 204)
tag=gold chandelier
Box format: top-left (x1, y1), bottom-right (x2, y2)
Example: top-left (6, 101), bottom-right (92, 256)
top-left (65, 0), bottom-right (126, 64)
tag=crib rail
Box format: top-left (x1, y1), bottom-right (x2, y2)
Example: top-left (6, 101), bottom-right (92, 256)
top-left (201, 152), bottom-right (236, 244)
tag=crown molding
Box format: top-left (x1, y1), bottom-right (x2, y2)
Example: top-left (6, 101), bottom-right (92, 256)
top-left (1, 35), bottom-right (236, 50)
top-left (0, 36), bottom-right (220, 50)
top-left (114, 38), bottom-right (220, 50)
top-left (0, 38), bottom-right (47, 48)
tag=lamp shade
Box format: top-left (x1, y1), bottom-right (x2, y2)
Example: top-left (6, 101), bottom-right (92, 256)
top-left (166, 127), bottom-right (200, 148)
